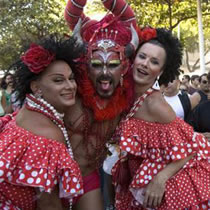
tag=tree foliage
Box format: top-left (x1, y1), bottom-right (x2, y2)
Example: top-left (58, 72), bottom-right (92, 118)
top-left (0, 0), bottom-right (210, 72)
top-left (0, 0), bottom-right (68, 70)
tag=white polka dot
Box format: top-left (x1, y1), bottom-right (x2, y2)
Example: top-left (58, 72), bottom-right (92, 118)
top-left (173, 146), bottom-right (178, 151)
top-left (148, 175), bottom-right (152, 180)
top-left (181, 148), bottom-right (185, 153)
top-left (0, 161), bottom-right (4, 167)
top-left (127, 138), bottom-right (131, 142)
top-left (44, 173), bottom-right (47, 179)
top-left (151, 155), bottom-right (155, 159)
top-left (145, 180), bottom-right (149, 184)
top-left (126, 147), bottom-right (131, 152)
top-left (27, 178), bottom-right (34, 184)
top-left (70, 188), bottom-right (76, 193)
top-left (65, 171), bottom-right (69, 177)
top-left (0, 170), bottom-right (4, 177)
top-left (46, 180), bottom-right (51, 186)
top-left (39, 169), bottom-right (44, 174)
top-left (140, 171), bottom-right (144, 175)
top-left (25, 165), bottom-right (32, 170)
top-left (143, 166), bottom-right (147, 170)
top-left (36, 178), bottom-right (41, 184)
top-left (123, 142), bottom-right (127, 146)
top-left (31, 171), bottom-right (38, 177)
top-left (76, 183), bottom-right (80, 189)
top-left (193, 143), bottom-right (198, 148)
top-left (188, 148), bottom-right (192, 153)
top-left (140, 179), bottom-right (144, 183)
top-left (177, 154), bottom-right (181, 159)
top-left (153, 169), bottom-right (157, 174)
top-left (19, 173), bottom-right (25, 180)
top-left (73, 177), bottom-right (78, 182)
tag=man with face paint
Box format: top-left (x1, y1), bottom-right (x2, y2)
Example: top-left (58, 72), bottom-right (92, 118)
top-left (64, 0), bottom-right (139, 209)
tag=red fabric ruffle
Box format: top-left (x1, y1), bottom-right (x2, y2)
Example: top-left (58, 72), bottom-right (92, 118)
top-left (0, 119), bottom-right (83, 209)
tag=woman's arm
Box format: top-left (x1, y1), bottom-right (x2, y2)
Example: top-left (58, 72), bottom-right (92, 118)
top-left (143, 153), bottom-right (195, 208)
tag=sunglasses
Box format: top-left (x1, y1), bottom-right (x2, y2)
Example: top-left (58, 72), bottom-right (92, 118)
top-left (201, 80), bottom-right (208, 84)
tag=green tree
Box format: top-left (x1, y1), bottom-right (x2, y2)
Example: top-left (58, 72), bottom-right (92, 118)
top-left (0, 0), bottom-right (68, 70)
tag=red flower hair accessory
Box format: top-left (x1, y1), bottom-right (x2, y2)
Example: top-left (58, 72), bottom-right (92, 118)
top-left (138, 27), bottom-right (157, 42)
top-left (21, 43), bottom-right (55, 74)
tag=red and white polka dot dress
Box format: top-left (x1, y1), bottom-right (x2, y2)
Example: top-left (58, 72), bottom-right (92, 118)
top-left (112, 117), bottom-right (210, 210)
top-left (0, 118), bottom-right (83, 209)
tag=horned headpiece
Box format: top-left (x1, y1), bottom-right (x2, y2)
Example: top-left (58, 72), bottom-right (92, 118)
top-left (65, 0), bottom-right (139, 61)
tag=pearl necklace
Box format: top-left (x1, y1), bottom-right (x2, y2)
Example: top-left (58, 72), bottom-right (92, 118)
top-left (25, 94), bottom-right (74, 210)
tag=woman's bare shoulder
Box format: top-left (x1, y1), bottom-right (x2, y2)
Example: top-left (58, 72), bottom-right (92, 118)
top-left (16, 108), bottom-right (65, 144)
top-left (146, 91), bottom-right (176, 124)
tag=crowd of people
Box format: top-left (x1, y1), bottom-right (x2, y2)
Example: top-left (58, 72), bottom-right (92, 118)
top-left (0, 0), bottom-right (209, 209)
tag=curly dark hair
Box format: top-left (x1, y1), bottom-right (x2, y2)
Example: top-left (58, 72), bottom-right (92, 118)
top-left (137, 28), bottom-right (183, 86)
top-left (0, 72), bottom-right (14, 89)
top-left (9, 35), bottom-right (83, 105)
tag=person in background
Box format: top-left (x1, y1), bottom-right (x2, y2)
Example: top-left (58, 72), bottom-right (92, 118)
top-left (190, 73), bottom-right (209, 107)
top-left (0, 35), bottom-right (83, 210)
top-left (179, 82), bottom-right (188, 92)
top-left (187, 71), bottom-right (210, 134)
top-left (188, 74), bottom-right (200, 95)
top-left (162, 76), bottom-right (192, 121)
top-left (108, 27), bottom-right (209, 210)
top-left (0, 72), bottom-right (14, 114)
top-left (181, 74), bottom-right (190, 92)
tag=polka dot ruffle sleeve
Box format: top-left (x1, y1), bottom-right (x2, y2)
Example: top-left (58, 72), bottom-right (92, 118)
top-left (0, 119), bottom-right (83, 199)
top-left (112, 117), bottom-right (209, 210)
top-left (117, 117), bottom-right (209, 188)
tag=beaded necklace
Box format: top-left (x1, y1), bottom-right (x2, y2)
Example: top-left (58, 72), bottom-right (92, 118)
top-left (111, 88), bottom-right (154, 144)
top-left (124, 87), bottom-right (154, 121)
top-left (25, 94), bottom-right (74, 210)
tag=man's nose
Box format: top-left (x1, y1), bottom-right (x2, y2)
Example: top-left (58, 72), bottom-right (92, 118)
top-left (103, 65), bottom-right (108, 75)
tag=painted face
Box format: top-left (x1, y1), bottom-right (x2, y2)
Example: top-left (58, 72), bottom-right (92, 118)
top-left (35, 60), bottom-right (77, 112)
top-left (133, 42), bottom-right (166, 88)
top-left (200, 75), bottom-right (209, 93)
top-left (88, 50), bottom-right (124, 98)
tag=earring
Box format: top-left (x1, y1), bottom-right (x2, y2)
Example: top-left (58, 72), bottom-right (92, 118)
top-left (34, 89), bottom-right (42, 99)
top-left (120, 74), bottom-right (124, 87)
top-left (152, 75), bottom-right (160, 90)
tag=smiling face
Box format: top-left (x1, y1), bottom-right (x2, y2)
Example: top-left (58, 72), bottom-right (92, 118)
top-left (88, 49), bottom-right (125, 98)
top-left (133, 42), bottom-right (166, 90)
top-left (31, 60), bottom-right (77, 112)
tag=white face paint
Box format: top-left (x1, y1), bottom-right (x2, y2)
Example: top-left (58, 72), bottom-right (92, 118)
top-left (88, 50), bottom-right (123, 98)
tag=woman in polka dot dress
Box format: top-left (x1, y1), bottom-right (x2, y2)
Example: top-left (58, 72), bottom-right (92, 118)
top-left (0, 36), bottom-right (84, 209)
top-left (110, 28), bottom-right (210, 209)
